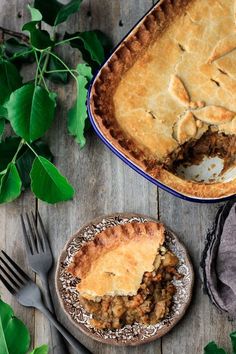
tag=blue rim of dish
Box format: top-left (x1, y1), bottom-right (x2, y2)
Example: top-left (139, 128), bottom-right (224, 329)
top-left (87, 2), bottom-right (236, 204)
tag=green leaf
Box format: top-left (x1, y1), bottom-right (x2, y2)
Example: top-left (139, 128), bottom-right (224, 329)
top-left (0, 298), bottom-right (30, 354)
top-left (22, 5), bottom-right (53, 50)
top-left (93, 30), bottom-right (112, 56)
top-left (23, 25), bottom-right (53, 49)
top-left (4, 38), bottom-right (34, 63)
top-left (30, 156), bottom-right (75, 203)
top-left (64, 31), bottom-right (105, 66)
top-left (0, 105), bottom-right (6, 139)
top-left (30, 344), bottom-right (49, 354)
top-left (6, 83), bottom-right (57, 142)
top-left (67, 64), bottom-right (92, 147)
top-left (204, 342), bottom-right (227, 354)
top-left (0, 320), bottom-right (7, 354)
top-left (0, 162), bottom-right (22, 204)
top-left (230, 331), bottom-right (236, 354)
top-left (17, 140), bottom-right (53, 189)
top-left (0, 137), bottom-right (21, 172)
top-left (44, 53), bottom-right (68, 84)
top-left (28, 4), bottom-right (43, 21)
top-left (0, 106), bottom-right (7, 120)
top-left (84, 115), bottom-right (91, 132)
top-left (33, 0), bottom-right (61, 26)
top-left (0, 60), bottom-right (22, 104)
top-left (0, 119), bottom-right (5, 139)
top-left (34, 0), bottom-right (82, 26)
top-left (76, 63), bottom-right (93, 80)
top-left (55, 0), bottom-right (83, 25)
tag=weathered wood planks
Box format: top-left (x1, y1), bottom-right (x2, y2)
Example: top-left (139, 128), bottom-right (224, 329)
top-left (0, 1), bottom-right (235, 353)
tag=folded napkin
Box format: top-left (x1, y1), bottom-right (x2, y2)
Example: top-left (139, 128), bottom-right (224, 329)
top-left (201, 200), bottom-right (236, 317)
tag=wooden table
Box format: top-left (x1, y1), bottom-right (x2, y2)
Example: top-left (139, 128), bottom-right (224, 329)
top-left (0, 1), bottom-right (235, 353)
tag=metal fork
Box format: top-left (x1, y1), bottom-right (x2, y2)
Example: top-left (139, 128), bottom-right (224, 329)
top-left (21, 211), bottom-right (68, 354)
top-left (0, 250), bottom-right (91, 354)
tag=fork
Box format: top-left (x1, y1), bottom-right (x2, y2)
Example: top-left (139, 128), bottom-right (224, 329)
top-left (21, 211), bottom-right (68, 354)
top-left (0, 250), bottom-right (91, 354)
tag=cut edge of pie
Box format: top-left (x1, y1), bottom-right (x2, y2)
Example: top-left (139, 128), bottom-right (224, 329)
top-left (67, 221), bottom-right (165, 300)
top-left (89, 0), bottom-right (236, 199)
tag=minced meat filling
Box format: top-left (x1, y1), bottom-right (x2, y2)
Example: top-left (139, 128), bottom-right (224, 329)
top-left (165, 131), bottom-right (236, 174)
top-left (79, 249), bottom-right (181, 330)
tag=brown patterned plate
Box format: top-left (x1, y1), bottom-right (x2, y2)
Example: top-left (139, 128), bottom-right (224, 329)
top-left (55, 213), bottom-right (194, 346)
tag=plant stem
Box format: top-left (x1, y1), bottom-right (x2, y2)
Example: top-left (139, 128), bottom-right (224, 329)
top-left (8, 48), bottom-right (35, 61)
top-left (0, 29), bottom-right (4, 45)
top-left (34, 51), bottom-right (43, 87)
top-left (34, 51), bottom-right (49, 92)
top-left (0, 26), bottom-right (29, 43)
top-left (45, 69), bottom-right (77, 74)
top-left (52, 26), bottom-right (56, 41)
top-left (48, 51), bottom-right (77, 80)
top-left (54, 36), bottom-right (81, 47)
top-left (25, 141), bottom-right (39, 157)
top-left (38, 51), bottom-right (51, 86)
top-left (12, 139), bottom-right (25, 164)
top-left (34, 25), bottom-right (57, 88)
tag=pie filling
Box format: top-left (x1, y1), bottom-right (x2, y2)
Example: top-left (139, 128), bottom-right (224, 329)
top-left (164, 131), bottom-right (236, 179)
top-left (67, 222), bottom-right (182, 330)
top-left (91, 0), bottom-right (236, 197)
top-left (79, 248), bottom-right (181, 330)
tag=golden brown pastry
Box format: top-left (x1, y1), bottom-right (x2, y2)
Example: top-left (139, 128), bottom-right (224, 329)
top-left (90, 0), bottom-right (236, 198)
top-left (67, 222), bottom-right (181, 330)
top-left (67, 222), bottom-right (165, 300)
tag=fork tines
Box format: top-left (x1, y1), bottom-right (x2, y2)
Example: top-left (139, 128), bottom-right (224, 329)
top-left (21, 211), bottom-right (49, 254)
top-left (0, 251), bottom-right (30, 295)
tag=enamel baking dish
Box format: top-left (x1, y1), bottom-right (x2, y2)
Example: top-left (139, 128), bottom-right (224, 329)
top-left (87, 1), bottom-right (236, 203)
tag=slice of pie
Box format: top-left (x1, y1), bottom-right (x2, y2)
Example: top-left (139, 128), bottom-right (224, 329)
top-left (67, 222), bottom-right (181, 329)
top-left (90, 0), bottom-right (236, 198)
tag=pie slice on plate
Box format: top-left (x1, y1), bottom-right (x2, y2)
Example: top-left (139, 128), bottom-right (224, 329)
top-left (68, 222), bottom-right (165, 299)
top-left (89, 0), bottom-right (236, 200)
top-left (67, 221), bottom-right (181, 330)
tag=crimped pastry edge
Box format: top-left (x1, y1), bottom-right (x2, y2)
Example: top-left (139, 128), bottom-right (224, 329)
top-left (67, 221), bottom-right (165, 280)
top-left (89, 0), bottom-right (236, 199)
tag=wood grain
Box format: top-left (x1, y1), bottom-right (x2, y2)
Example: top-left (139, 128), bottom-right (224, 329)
top-left (159, 194), bottom-right (236, 353)
top-left (0, 0), bottom-right (35, 350)
top-left (0, 0), bottom-right (235, 354)
top-left (38, 1), bottom-right (158, 353)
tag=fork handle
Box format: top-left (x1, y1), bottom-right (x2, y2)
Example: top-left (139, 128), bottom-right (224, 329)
top-left (36, 302), bottom-right (91, 354)
top-left (41, 278), bottom-right (68, 354)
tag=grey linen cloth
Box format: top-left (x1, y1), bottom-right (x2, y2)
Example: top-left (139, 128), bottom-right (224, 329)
top-left (201, 200), bottom-right (236, 317)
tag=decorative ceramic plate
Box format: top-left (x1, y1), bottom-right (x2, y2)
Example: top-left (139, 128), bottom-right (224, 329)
top-left (55, 213), bottom-right (194, 346)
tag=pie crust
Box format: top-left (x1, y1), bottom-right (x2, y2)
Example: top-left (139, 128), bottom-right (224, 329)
top-left (90, 0), bottom-right (236, 198)
top-left (67, 221), bottom-right (165, 299)
top-left (67, 221), bottom-right (183, 330)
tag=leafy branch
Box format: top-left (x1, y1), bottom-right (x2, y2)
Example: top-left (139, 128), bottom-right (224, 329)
top-left (0, 27), bottom-right (29, 45)
top-left (0, 0), bottom-right (110, 204)
top-left (0, 297), bottom-right (48, 354)
top-left (204, 331), bottom-right (236, 354)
